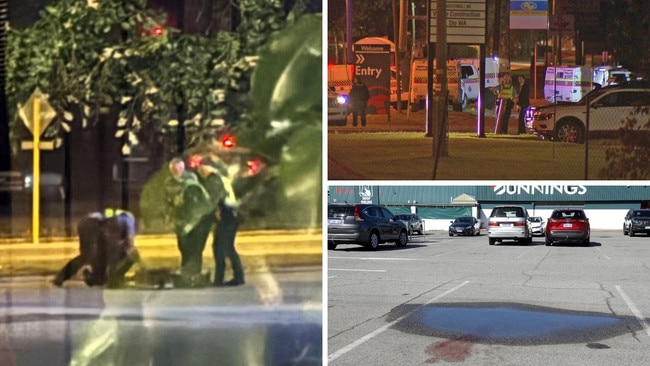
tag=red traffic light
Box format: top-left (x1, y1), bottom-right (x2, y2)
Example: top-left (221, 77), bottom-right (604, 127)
top-left (151, 25), bottom-right (164, 36)
top-left (221, 135), bottom-right (236, 149)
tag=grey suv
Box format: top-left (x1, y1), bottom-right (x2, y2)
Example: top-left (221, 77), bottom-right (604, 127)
top-left (327, 203), bottom-right (409, 250)
top-left (623, 209), bottom-right (650, 236)
top-left (487, 205), bottom-right (532, 245)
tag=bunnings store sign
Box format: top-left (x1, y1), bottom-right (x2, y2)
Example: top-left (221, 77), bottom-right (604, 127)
top-left (478, 185), bottom-right (648, 202)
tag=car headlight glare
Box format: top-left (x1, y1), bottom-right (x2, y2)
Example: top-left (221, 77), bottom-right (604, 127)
top-left (336, 95), bottom-right (348, 105)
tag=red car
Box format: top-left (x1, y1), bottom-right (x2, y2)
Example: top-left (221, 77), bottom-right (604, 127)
top-left (545, 208), bottom-right (590, 246)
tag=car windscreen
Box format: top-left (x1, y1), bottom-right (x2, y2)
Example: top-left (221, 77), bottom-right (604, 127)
top-left (633, 210), bottom-right (650, 218)
top-left (491, 207), bottom-right (524, 218)
top-left (328, 206), bottom-right (354, 217)
top-left (551, 210), bottom-right (585, 219)
top-left (455, 217), bottom-right (472, 223)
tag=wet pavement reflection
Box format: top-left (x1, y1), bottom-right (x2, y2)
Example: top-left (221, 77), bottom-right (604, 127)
top-left (390, 302), bottom-right (644, 345)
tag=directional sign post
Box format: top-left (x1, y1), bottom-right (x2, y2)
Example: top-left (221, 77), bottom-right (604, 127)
top-left (353, 43), bottom-right (391, 115)
top-left (18, 88), bottom-right (57, 244)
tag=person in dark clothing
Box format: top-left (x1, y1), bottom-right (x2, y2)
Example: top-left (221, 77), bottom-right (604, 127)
top-left (53, 209), bottom-right (140, 288)
top-left (516, 75), bottom-right (530, 134)
top-left (191, 153), bottom-right (245, 287)
top-left (348, 76), bottom-right (370, 126)
top-left (166, 157), bottom-right (213, 281)
top-left (213, 199), bottom-right (245, 286)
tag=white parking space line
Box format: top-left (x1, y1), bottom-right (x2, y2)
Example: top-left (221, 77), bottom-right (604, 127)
top-left (329, 256), bottom-right (421, 261)
top-left (328, 276), bottom-right (337, 279)
top-left (329, 269), bottom-right (387, 273)
top-left (328, 281), bottom-right (470, 363)
top-left (594, 247), bottom-right (611, 260)
top-left (616, 285), bottom-right (650, 337)
top-left (517, 248), bottom-right (535, 259)
top-left (435, 248), bottom-right (471, 257)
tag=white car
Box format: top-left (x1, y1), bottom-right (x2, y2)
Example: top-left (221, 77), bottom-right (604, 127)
top-left (528, 216), bottom-right (546, 236)
top-left (328, 88), bottom-right (348, 126)
top-left (528, 85), bottom-right (650, 143)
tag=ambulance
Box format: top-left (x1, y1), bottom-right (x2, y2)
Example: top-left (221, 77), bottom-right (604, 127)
top-left (543, 66), bottom-right (593, 103)
top-left (327, 63), bottom-right (408, 106)
top-left (410, 58), bottom-right (500, 110)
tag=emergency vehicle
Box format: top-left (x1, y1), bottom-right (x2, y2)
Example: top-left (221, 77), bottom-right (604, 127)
top-left (410, 58), bottom-right (500, 110)
top-left (593, 66), bottom-right (634, 87)
top-left (544, 66), bottom-right (593, 103)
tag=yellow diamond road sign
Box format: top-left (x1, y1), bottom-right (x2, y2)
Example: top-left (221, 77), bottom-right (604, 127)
top-left (18, 87), bottom-right (57, 137)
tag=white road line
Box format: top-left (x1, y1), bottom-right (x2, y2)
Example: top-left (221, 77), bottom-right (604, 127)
top-left (435, 248), bottom-right (471, 257)
top-left (328, 281), bottom-right (470, 363)
top-left (328, 256), bottom-right (421, 261)
top-left (615, 285), bottom-right (650, 337)
top-left (517, 248), bottom-right (534, 259)
top-left (328, 269), bottom-right (386, 273)
top-left (328, 276), bottom-right (337, 279)
top-left (594, 247), bottom-right (610, 260)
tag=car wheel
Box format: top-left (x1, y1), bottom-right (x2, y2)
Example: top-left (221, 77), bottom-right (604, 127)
top-left (328, 241), bottom-right (337, 250)
top-left (623, 225), bottom-right (627, 236)
top-left (368, 232), bottom-right (380, 250)
top-left (449, 232), bottom-right (454, 237)
top-left (489, 238), bottom-right (496, 245)
top-left (395, 231), bottom-right (408, 247)
top-left (545, 237), bottom-right (552, 246)
top-left (630, 230), bottom-right (635, 237)
top-left (583, 237), bottom-right (590, 247)
top-left (527, 236), bottom-right (533, 244)
top-left (556, 119), bottom-right (584, 143)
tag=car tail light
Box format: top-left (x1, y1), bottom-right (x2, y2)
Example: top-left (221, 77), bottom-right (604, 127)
top-left (488, 221), bottom-right (499, 227)
top-left (354, 205), bottom-right (364, 221)
top-left (514, 221), bottom-right (525, 226)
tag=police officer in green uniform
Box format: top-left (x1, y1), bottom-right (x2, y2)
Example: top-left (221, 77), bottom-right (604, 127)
top-left (166, 157), bottom-right (214, 284)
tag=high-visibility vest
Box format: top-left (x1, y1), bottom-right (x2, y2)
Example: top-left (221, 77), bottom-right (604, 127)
top-left (499, 83), bottom-right (514, 100)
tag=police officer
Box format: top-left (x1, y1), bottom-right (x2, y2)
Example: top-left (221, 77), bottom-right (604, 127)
top-left (166, 157), bottom-right (214, 282)
top-left (53, 208), bottom-right (140, 288)
top-left (197, 154), bottom-right (245, 287)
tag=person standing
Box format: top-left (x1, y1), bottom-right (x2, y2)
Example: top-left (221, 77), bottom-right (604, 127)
top-left (166, 157), bottom-right (213, 282)
top-left (496, 73), bottom-right (515, 134)
top-left (348, 76), bottom-right (370, 127)
top-left (200, 155), bottom-right (245, 287)
top-left (53, 208), bottom-right (141, 288)
top-left (516, 75), bottom-right (530, 134)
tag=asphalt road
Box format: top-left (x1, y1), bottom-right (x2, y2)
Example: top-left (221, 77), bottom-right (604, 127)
top-left (328, 231), bottom-right (650, 365)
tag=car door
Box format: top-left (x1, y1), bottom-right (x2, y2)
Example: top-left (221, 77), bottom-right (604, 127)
top-left (590, 91), bottom-right (649, 132)
top-left (379, 207), bottom-right (400, 239)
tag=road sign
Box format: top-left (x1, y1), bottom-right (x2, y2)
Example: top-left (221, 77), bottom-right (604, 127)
top-left (18, 87), bottom-right (56, 137)
top-left (430, 0), bottom-right (487, 44)
top-left (510, 0), bottom-right (549, 30)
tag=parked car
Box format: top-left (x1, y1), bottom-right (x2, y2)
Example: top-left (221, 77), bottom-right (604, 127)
top-left (528, 216), bottom-right (546, 236)
top-left (395, 213), bottom-right (424, 235)
top-left (327, 203), bottom-right (408, 250)
top-left (449, 216), bottom-right (480, 236)
top-left (527, 84), bottom-right (650, 143)
top-left (328, 87), bottom-right (348, 126)
top-left (623, 209), bottom-right (650, 236)
top-left (545, 208), bottom-right (590, 246)
top-left (487, 205), bottom-right (532, 245)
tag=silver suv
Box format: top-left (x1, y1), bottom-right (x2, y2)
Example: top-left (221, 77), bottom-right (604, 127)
top-left (527, 85), bottom-right (650, 143)
top-left (487, 205), bottom-right (532, 245)
top-left (327, 203), bottom-right (409, 250)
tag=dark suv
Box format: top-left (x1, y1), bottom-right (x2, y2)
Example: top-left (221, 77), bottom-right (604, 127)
top-left (623, 209), bottom-right (650, 236)
top-left (327, 203), bottom-right (409, 250)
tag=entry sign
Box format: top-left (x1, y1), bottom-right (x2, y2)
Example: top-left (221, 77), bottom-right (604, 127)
top-left (430, 0), bottom-right (487, 44)
top-left (353, 43), bottom-right (390, 114)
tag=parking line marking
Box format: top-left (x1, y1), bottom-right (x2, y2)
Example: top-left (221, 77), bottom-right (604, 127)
top-left (328, 269), bottom-right (386, 273)
top-left (594, 247), bottom-right (610, 260)
top-left (517, 248), bottom-right (534, 259)
top-left (328, 276), bottom-right (337, 279)
top-left (328, 281), bottom-right (470, 363)
top-left (329, 256), bottom-right (421, 261)
top-left (616, 285), bottom-right (650, 337)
